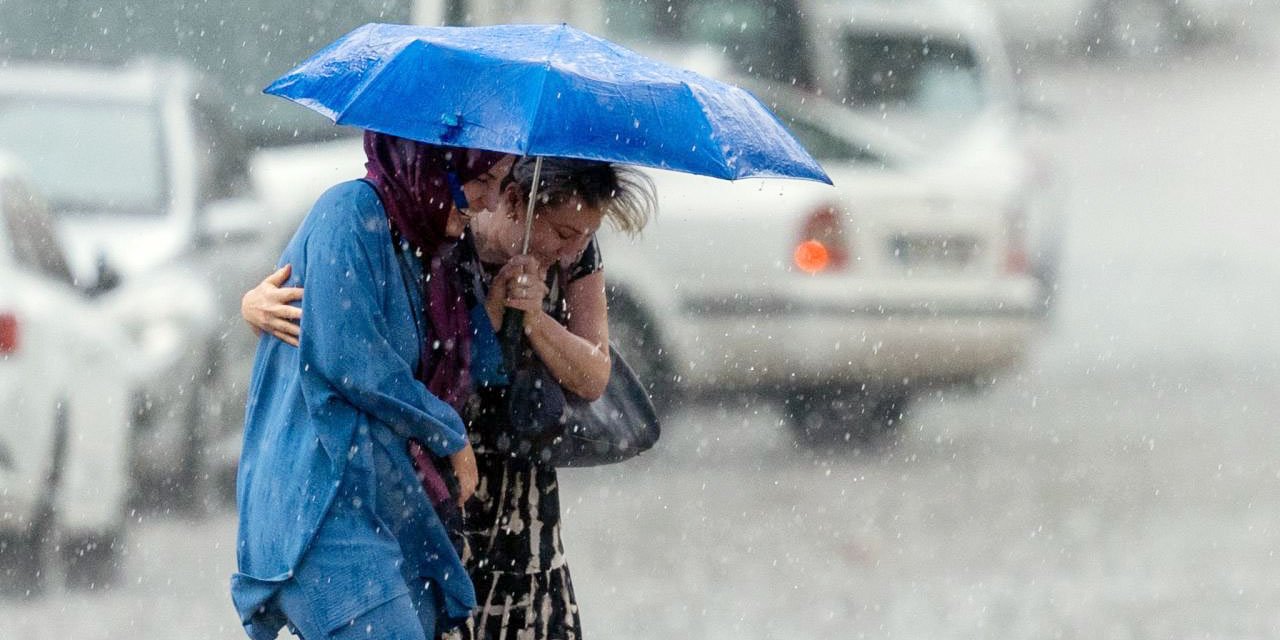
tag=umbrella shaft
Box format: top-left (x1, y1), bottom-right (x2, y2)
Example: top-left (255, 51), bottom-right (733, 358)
top-left (520, 156), bottom-right (543, 256)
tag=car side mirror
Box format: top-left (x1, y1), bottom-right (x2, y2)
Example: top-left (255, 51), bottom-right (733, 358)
top-left (201, 198), bottom-right (265, 244)
top-left (85, 252), bottom-right (122, 298)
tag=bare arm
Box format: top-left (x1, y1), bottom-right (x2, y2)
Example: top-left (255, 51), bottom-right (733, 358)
top-left (487, 256), bottom-right (610, 400)
top-left (528, 270), bottom-right (610, 400)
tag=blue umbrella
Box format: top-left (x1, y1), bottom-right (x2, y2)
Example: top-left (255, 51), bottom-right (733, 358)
top-left (264, 22), bottom-right (831, 185)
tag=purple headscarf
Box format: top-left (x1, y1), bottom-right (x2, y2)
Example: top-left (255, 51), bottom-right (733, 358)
top-left (363, 131), bottom-right (505, 410)
top-left (362, 131), bottom-right (506, 505)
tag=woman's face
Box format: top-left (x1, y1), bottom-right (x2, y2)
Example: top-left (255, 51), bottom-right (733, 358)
top-left (498, 183), bottom-right (604, 267)
top-left (445, 155), bottom-right (516, 238)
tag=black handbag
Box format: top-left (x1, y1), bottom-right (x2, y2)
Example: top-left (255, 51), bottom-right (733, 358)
top-left (502, 328), bottom-right (661, 467)
top-left (546, 343), bottom-right (661, 467)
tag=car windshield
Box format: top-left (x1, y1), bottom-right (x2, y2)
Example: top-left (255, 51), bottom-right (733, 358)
top-left (839, 31), bottom-right (987, 127)
top-left (766, 97), bottom-right (891, 166)
top-left (0, 98), bottom-right (166, 216)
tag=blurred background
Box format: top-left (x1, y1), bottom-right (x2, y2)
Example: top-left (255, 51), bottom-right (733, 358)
top-left (1, 0), bottom-right (1278, 638)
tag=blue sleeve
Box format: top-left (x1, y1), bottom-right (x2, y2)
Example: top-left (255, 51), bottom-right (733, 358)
top-left (468, 304), bottom-right (508, 388)
top-left (297, 202), bottom-right (467, 457)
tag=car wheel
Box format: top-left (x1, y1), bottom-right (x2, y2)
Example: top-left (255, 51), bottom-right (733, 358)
top-left (178, 349), bottom-right (225, 513)
top-left (607, 290), bottom-right (680, 415)
top-left (0, 401), bottom-right (68, 598)
top-left (784, 389), bottom-right (912, 448)
top-left (61, 528), bottom-right (125, 591)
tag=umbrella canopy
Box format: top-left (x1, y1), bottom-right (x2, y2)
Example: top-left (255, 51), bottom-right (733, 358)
top-left (264, 22), bottom-right (831, 184)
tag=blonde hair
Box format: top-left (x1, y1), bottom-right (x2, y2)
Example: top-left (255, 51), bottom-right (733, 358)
top-left (507, 156), bottom-right (656, 235)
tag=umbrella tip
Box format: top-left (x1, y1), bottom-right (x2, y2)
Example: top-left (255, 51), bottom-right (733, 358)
top-left (440, 112), bottom-right (464, 139)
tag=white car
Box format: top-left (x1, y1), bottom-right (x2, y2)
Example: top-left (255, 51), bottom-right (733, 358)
top-left (0, 159), bottom-right (136, 593)
top-left (0, 60), bottom-right (294, 507)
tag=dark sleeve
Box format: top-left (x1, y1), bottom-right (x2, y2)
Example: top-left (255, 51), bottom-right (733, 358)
top-left (297, 200), bottom-right (468, 457)
top-left (566, 235), bottom-right (603, 282)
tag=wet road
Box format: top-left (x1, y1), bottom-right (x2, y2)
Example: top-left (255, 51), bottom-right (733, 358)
top-left (3, 45), bottom-right (1279, 639)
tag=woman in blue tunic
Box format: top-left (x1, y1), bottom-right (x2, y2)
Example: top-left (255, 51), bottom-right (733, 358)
top-left (231, 132), bottom-right (514, 640)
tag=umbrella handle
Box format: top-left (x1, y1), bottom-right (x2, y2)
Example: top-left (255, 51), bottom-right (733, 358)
top-left (503, 155), bottom-right (544, 367)
top-left (519, 156), bottom-right (544, 256)
top-left (499, 307), bottom-right (526, 371)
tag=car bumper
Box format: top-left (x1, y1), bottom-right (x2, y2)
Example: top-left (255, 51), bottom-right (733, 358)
top-left (129, 356), bottom-right (204, 475)
top-left (672, 279), bottom-right (1041, 389)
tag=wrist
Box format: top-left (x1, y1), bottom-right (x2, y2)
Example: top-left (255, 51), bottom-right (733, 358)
top-left (522, 308), bottom-right (549, 334)
top-left (486, 301), bottom-right (503, 329)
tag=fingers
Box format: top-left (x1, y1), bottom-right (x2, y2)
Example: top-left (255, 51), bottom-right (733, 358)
top-left (506, 254), bottom-right (544, 278)
top-left (488, 257), bottom-right (548, 319)
top-left (456, 475), bottom-right (477, 507)
top-left (450, 443), bottom-right (478, 506)
top-left (271, 302), bottom-right (303, 322)
top-left (504, 276), bottom-right (548, 314)
top-left (494, 255), bottom-right (543, 289)
top-left (268, 315), bottom-right (301, 338)
top-left (269, 326), bottom-right (300, 348)
top-left (264, 264), bottom-right (292, 286)
top-left (271, 286), bottom-right (305, 305)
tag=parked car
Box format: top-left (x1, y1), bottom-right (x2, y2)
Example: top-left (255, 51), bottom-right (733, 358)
top-left (991, 0), bottom-right (1264, 56)
top-left (0, 158), bottom-right (137, 593)
top-left (0, 60), bottom-right (293, 506)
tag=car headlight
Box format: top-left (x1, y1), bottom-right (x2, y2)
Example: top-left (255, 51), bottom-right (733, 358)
top-left (125, 316), bottom-right (187, 362)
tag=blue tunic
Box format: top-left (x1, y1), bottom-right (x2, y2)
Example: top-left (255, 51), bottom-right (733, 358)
top-left (231, 180), bottom-right (474, 639)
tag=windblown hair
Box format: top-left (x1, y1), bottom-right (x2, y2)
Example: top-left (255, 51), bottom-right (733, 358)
top-left (505, 156), bottom-right (656, 235)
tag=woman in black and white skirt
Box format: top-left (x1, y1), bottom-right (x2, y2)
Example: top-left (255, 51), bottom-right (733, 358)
top-left (450, 156), bottom-right (654, 639)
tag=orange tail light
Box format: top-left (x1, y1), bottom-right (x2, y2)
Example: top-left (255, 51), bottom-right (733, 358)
top-left (794, 205), bottom-right (849, 274)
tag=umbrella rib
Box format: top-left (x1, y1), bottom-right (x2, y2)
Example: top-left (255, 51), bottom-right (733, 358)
top-left (332, 40), bottom-right (416, 125)
top-left (524, 25), bottom-right (569, 156)
top-left (678, 80), bottom-right (733, 180)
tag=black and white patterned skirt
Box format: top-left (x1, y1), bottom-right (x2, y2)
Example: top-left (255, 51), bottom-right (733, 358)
top-left (442, 442), bottom-right (583, 640)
